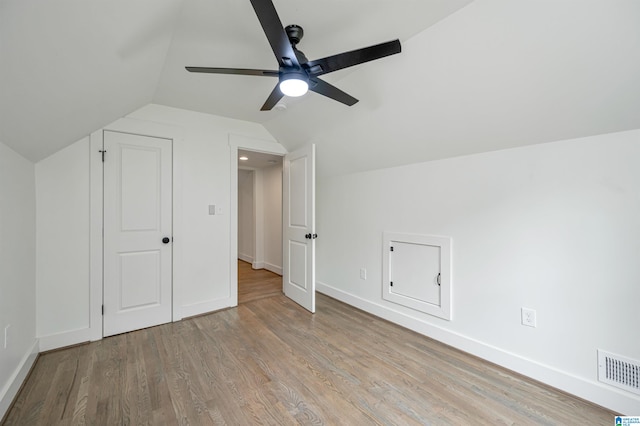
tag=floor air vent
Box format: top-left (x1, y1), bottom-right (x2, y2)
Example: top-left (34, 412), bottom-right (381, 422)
top-left (598, 350), bottom-right (640, 395)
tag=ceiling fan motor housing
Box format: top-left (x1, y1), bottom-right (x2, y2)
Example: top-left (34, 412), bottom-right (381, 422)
top-left (285, 25), bottom-right (304, 45)
top-left (280, 69), bottom-right (308, 83)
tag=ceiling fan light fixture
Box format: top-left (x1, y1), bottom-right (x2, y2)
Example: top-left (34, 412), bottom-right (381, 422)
top-left (279, 72), bottom-right (309, 97)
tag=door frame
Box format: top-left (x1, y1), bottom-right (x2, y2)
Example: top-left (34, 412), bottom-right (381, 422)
top-left (229, 134), bottom-right (287, 306)
top-left (89, 118), bottom-right (183, 341)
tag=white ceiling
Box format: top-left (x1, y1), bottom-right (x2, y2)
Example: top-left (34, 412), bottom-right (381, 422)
top-left (238, 149), bottom-right (282, 169)
top-left (0, 0), bottom-right (470, 161)
top-left (154, 0), bottom-right (472, 123)
top-left (2, 0), bottom-right (640, 175)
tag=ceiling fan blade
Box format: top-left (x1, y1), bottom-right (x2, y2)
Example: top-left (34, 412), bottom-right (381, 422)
top-left (305, 39), bottom-right (401, 76)
top-left (261, 84), bottom-right (285, 111)
top-left (249, 0), bottom-right (300, 68)
top-left (185, 67), bottom-right (279, 77)
top-left (309, 78), bottom-right (358, 106)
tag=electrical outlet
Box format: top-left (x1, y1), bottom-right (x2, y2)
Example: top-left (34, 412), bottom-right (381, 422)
top-left (521, 308), bottom-right (537, 328)
top-left (360, 268), bottom-right (367, 280)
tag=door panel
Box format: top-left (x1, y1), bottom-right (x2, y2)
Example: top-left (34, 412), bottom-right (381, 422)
top-left (289, 156), bottom-right (308, 227)
top-left (103, 131), bottom-right (172, 337)
top-left (119, 250), bottom-right (161, 309)
top-left (283, 144), bottom-right (315, 312)
top-left (288, 241), bottom-right (307, 290)
top-left (391, 242), bottom-right (441, 306)
top-left (120, 146), bottom-right (161, 231)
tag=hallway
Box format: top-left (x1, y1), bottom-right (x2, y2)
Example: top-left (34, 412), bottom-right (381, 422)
top-left (238, 260), bottom-right (282, 304)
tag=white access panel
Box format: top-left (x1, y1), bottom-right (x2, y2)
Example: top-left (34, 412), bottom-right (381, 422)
top-left (391, 242), bottom-right (441, 305)
top-left (383, 232), bottom-right (452, 320)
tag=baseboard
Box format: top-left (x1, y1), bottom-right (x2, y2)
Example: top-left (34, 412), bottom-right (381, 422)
top-left (181, 297), bottom-right (234, 319)
top-left (249, 261), bottom-right (282, 275)
top-left (38, 327), bottom-right (92, 352)
top-left (0, 339), bottom-right (39, 421)
top-left (316, 280), bottom-right (640, 414)
top-left (264, 262), bottom-right (282, 276)
top-left (238, 253), bottom-right (253, 264)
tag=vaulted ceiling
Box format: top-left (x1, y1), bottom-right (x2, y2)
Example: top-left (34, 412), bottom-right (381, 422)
top-left (2, 0), bottom-right (640, 175)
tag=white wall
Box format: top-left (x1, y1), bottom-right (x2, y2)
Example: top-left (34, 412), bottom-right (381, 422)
top-left (238, 169), bottom-right (254, 263)
top-left (262, 164), bottom-right (282, 273)
top-left (36, 138), bottom-right (90, 338)
top-left (34, 103), bottom-right (280, 342)
top-left (316, 129), bottom-right (640, 414)
top-left (244, 164), bottom-right (282, 275)
top-left (0, 141), bottom-right (37, 417)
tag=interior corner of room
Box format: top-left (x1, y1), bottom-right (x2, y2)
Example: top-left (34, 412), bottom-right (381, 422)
top-left (2, 0), bottom-right (640, 421)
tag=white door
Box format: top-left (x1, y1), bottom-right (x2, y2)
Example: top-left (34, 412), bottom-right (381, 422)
top-left (103, 130), bottom-right (173, 337)
top-left (282, 144), bottom-right (316, 313)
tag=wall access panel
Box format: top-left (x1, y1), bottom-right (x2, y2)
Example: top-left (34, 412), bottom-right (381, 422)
top-left (383, 232), bottom-right (452, 320)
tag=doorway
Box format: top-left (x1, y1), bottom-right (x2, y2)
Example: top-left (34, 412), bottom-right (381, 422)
top-left (228, 136), bottom-right (316, 313)
top-left (237, 149), bottom-right (284, 303)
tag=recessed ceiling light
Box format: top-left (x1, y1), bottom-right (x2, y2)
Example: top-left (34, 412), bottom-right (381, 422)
top-left (239, 156), bottom-right (248, 161)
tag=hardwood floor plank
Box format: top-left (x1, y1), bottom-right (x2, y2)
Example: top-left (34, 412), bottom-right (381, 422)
top-left (2, 265), bottom-right (617, 425)
top-left (238, 260), bottom-right (282, 305)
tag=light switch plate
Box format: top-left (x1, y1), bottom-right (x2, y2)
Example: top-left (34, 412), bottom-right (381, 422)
top-left (208, 205), bottom-right (215, 215)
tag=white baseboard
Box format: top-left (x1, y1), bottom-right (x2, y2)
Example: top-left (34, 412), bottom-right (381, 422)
top-left (264, 262), bottom-right (282, 276)
top-left (0, 339), bottom-right (39, 420)
top-left (238, 253), bottom-right (253, 264)
top-left (249, 260), bottom-right (282, 276)
top-left (38, 327), bottom-right (92, 352)
top-left (316, 280), bottom-right (640, 415)
top-left (181, 298), bottom-right (234, 319)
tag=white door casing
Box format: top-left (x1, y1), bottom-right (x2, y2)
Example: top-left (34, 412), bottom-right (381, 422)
top-left (283, 144), bottom-right (316, 313)
top-left (103, 130), bottom-right (173, 337)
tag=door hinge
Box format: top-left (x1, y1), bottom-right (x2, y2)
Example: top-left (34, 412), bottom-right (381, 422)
top-left (390, 246), bottom-right (394, 252)
top-left (390, 281), bottom-right (393, 287)
top-left (101, 305), bottom-right (104, 315)
top-left (99, 150), bottom-right (106, 162)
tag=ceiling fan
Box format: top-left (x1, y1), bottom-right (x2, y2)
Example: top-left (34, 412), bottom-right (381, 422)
top-left (186, 0), bottom-right (401, 111)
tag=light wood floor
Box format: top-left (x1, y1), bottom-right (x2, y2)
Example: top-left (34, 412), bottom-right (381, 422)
top-left (3, 266), bottom-right (615, 425)
top-left (238, 260), bottom-right (282, 304)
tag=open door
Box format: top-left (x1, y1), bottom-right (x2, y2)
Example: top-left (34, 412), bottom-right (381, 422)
top-left (282, 144), bottom-right (316, 313)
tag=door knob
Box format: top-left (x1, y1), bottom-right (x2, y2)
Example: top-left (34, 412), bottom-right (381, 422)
top-left (305, 233), bottom-right (311, 239)
top-left (162, 237), bottom-right (171, 244)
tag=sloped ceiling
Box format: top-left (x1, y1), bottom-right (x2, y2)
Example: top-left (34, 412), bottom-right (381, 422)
top-left (2, 0), bottom-right (640, 173)
top-left (0, 0), bottom-right (184, 161)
